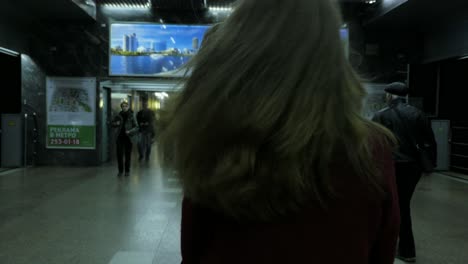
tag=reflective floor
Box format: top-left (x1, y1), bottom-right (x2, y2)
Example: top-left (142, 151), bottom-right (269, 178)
top-left (0, 151), bottom-right (467, 264)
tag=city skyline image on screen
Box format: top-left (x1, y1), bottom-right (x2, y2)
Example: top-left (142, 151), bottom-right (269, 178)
top-left (109, 23), bottom-right (210, 77)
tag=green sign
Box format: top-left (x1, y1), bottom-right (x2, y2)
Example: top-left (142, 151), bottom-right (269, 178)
top-left (46, 77), bottom-right (96, 149)
top-left (47, 125), bottom-right (95, 149)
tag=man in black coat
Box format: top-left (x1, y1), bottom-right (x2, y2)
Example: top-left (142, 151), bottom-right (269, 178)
top-left (372, 82), bottom-right (437, 263)
top-left (137, 98), bottom-right (156, 162)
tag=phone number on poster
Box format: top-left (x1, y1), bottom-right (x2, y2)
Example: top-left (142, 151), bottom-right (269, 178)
top-left (49, 138), bottom-right (81, 145)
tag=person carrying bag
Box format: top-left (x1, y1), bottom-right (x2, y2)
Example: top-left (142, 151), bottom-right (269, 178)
top-left (372, 81), bottom-right (437, 262)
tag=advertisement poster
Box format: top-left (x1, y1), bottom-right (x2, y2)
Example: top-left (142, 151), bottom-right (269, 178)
top-left (109, 23), bottom-right (210, 77)
top-left (46, 77), bottom-right (96, 149)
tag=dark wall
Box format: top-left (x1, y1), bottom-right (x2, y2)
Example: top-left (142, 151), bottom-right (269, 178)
top-left (26, 21), bottom-right (104, 166)
top-left (346, 22), bottom-right (422, 83)
top-left (423, 18), bottom-right (468, 62)
top-left (1, 13), bottom-right (103, 166)
top-left (0, 23), bottom-right (29, 54)
top-left (21, 55), bottom-right (44, 166)
top-left (410, 12), bottom-right (468, 117)
top-left (341, 2), bottom-right (422, 83)
top-left (438, 59), bottom-right (468, 173)
top-left (438, 60), bottom-right (468, 121)
top-left (407, 63), bottom-right (438, 115)
top-left (0, 52), bottom-right (22, 114)
top-left (100, 5), bottom-right (216, 23)
top-left (20, 54), bottom-right (102, 166)
top-left (28, 22), bottom-right (104, 77)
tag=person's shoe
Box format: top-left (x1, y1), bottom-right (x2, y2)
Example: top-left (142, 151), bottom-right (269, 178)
top-left (396, 254), bottom-right (416, 263)
top-left (124, 172), bottom-right (130, 177)
top-left (138, 156), bottom-right (143, 162)
top-left (117, 172), bottom-right (123, 177)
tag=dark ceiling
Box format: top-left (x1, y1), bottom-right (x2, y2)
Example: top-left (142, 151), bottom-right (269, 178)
top-left (0, 0), bottom-right (96, 25)
top-left (364, 0), bottom-right (468, 32)
top-left (97, 0), bottom-right (234, 10)
top-left (0, 0), bottom-right (372, 26)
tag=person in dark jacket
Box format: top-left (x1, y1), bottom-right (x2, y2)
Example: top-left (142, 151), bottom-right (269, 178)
top-left (372, 82), bottom-right (437, 262)
top-left (160, 0), bottom-right (400, 263)
top-left (137, 97), bottom-right (156, 162)
top-left (112, 101), bottom-right (139, 177)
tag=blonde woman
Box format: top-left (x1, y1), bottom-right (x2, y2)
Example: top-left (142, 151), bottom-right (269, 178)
top-left (161, 0), bottom-right (399, 263)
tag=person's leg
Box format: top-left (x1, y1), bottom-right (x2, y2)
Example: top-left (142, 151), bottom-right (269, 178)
top-left (138, 136), bottom-right (144, 161)
top-left (124, 137), bottom-right (132, 175)
top-left (395, 162), bottom-right (422, 259)
top-left (116, 139), bottom-right (124, 175)
top-left (144, 133), bottom-right (152, 161)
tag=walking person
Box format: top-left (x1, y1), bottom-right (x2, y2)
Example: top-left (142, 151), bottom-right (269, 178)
top-left (372, 82), bottom-right (437, 262)
top-left (160, 0), bottom-right (401, 263)
top-left (112, 101), bottom-right (139, 177)
top-left (137, 97), bottom-right (156, 162)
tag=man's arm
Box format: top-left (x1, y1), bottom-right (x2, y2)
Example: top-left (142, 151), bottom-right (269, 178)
top-left (136, 111), bottom-right (143, 126)
top-left (127, 113), bottom-right (140, 135)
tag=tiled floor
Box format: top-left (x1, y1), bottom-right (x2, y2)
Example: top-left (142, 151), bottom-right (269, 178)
top-left (439, 170), bottom-right (468, 181)
top-left (0, 152), bottom-right (467, 264)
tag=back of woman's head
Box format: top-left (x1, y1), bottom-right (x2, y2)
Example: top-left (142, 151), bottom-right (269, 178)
top-left (162, 0), bottom-right (394, 221)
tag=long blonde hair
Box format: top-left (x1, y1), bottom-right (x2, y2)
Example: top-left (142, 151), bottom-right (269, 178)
top-left (161, 0), bottom-right (395, 221)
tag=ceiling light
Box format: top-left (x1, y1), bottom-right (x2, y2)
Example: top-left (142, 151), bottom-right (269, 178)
top-left (208, 5), bottom-right (232, 12)
top-left (85, 0), bottom-right (96, 7)
top-left (102, 0), bottom-right (151, 9)
top-left (0, 47), bottom-right (19, 56)
top-left (154, 92), bottom-right (169, 99)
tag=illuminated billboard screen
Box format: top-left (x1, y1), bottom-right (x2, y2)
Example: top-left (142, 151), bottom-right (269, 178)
top-left (109, 23), bottom-right (210, 77)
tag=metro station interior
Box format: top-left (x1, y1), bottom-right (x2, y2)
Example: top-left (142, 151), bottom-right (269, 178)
top-left (0, 0), bottom-right (467, 263)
